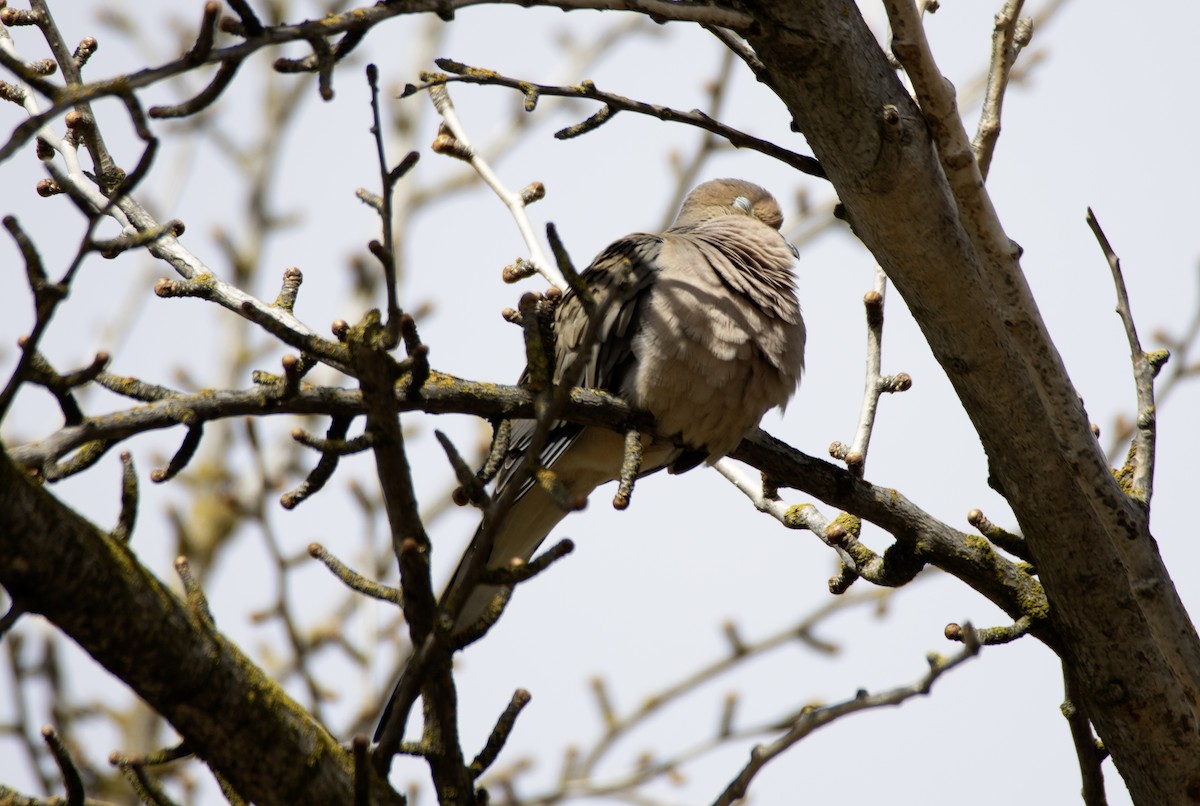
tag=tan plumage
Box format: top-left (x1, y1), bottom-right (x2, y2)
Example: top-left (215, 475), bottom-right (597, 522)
top-left (374, 179), bottom-right (805, 747)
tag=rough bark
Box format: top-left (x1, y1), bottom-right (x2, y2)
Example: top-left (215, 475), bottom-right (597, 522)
top-left (740, 1), bottom-right (1200, 801)
top-left (0, 450), bottom-right (403, 806)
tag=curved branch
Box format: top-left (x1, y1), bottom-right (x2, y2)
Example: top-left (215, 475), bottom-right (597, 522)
top-left (409, 59), bottom-right (825, 180)
top-left (712, 627), bottom-right (981, 806)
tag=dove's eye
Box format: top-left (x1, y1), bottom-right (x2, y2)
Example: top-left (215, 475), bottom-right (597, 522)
top-left (732, 195), bottom-right (754, 214)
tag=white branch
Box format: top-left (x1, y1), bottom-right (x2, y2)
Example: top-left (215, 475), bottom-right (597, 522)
top-left (973, 0), bottom-right (1030, 179)
top-left (848, 266), bottom-right (887, 465)
top-left (0, 29), bottom-right (341, 370)
top-left (712, 456), bottom-right (858, 573)
top-left (0, 33), bottom-right (134, 233)
top-left (427, 85), bottom-right (566, 292)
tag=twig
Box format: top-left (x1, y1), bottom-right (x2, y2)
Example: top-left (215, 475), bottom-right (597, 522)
top-left (711, 627), bottom-right (982, 806)
top-left (411, 59), bottom-right (825, 181)
top-left (366, 63), bottom-right (417, 338)
top-left (111, 451), bottom-right (139, 542)
top-left (225, 0), bottom-right (265, 36)
top-left (1105, 263), bottom-right (1200, 460)
top-left (945, 615), bottom-right (1031, 646)
top-left (847, 267), bottom-right (889, 473)
top-left (733, 430), bottom-right (1051, 641)
top-left (0, 125), bottom-right (155, 420)
top-left (967, 507), bottom-right (1029, 561)
top-left (40, 726), bottom-right (86, 805)
top-left (711, 457), bottom-right (858, 576)
top-left (115, 758), bottom-right (183, 806)
top-left (309, 543), bottom-right (401, 604)
top-left (715, 458), bottom-right (923, 596)
top-left (469, 689), bottom-right (532, 777)
top-left (704, 25), bottom-right (769, 87)
top-left (828, 266), bottom-right (910, 477)
top-left (282, 416), bottom-right (357, 509)
top-left (1086, 208), bottom-right (1157, 506)
top-left (398, 14), bottom-right (651, 223)
top-left (174, 557), bottom-right (215, 631)
top-left (148, 58), bottom-right (245, 119)
top-left (1061, 662), bottom-right (1110, 806)
top-left (973, 0), bottom-right (1031, 179)
top-left (611, 426), bottom-right (643, 510)
top-left (424, 84), bottom-right (565, 291)
top-left (569, 588), bottom-right (897, 782)
top-left (29, 0), bottom-right (122, 186)
top-left (0, 2), bottom-right (755, 168)
top-left (0, 29), bottom-right (349, 381)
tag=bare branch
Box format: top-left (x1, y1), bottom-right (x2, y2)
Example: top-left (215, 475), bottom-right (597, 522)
top-left (735, 430), bottom-right (1051, 640)
top-left (611, 425), bottom-right (643, 510)
top-left (945, 615), bottom-right (1031, 646)
top-left (111, 451), bottom-right (138, 543)
top-left (469, 689), bottom-right (532, 778)
top-left (309, 543), bottom-right (401, 605)
top-left (282, 416), bottom-right (357, 509)
top-left (712, 628), bottom-right (982, 806)
top-left (365, 63), bottom-right (415, 337)
top-left (410, 59), bottom-right (825, 180)
top-left (40, 726), bottom-right (85, 806)
top-left (1087, 207), bottom-right (1157, 506)
top-left (1062, 662), bottom-right (1110, 806)
top-left (711, 457), bottom-right (859, 578)
top-left (704, 25), bottom-right (769, 86)
top-left (0, 2), bottom-right (754, 166)
top-left (225, 0), bottom-right (265, 37)
top-left (973, 0), bottom-right (1030, 179)
top-left (538, 588), bottom-right (897, 800)
top-left (148, 59), bottom-right (244, 119)
top-left (828, 266), bottom-right (910, 477)
top-left (425, 83), bottom-right (565, 290)
top-left (967, 507), bottom-right (1029, 561)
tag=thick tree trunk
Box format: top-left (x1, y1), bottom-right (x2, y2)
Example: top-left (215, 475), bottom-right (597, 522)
top-left (741, 1), bottom-right (1200, 801)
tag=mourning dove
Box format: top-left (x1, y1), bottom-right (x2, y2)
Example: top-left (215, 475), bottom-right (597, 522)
top-left (374, 178), bottom-right (805, 752)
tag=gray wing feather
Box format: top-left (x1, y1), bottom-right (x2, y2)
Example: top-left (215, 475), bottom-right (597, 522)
top-left (491, 234), bottom-right (662, 501)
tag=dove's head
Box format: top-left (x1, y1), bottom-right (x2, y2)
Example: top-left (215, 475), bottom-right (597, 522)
top-left (672, 178), bottom-right (784, 230)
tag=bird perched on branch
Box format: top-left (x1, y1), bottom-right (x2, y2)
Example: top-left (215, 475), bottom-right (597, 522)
top-left (374, 178), bottom-right (805, 753)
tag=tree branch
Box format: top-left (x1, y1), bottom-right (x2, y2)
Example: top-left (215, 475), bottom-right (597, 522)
top-left (0, 447), bottom-right (403, 806)
top-left (424, 83), bottom-right (563, 290)
top-left (1086, 207), bottom-right (1157, 507)
top-left (713, 626), bottom-right (982, 806)
top-left (973, 0), bottom-right (1031, 179)
top-left (408, 58), bottom-right (825, 180)
top-left (0, 1), bottom-right (754, 165)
